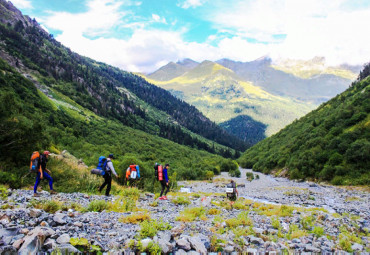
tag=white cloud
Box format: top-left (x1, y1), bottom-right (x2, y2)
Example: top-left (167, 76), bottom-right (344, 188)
top-left (151, 14), bottom-right (166, 24)
top-left (207, 0), bottom-right (370, 65)
top-left (11, 0), bottom-right (32, 9)
top-left (179, 0), bottom-right (206, 9)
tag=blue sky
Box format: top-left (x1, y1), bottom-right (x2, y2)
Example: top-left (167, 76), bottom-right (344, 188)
top-left (11, 0), bottom-right (370, 72)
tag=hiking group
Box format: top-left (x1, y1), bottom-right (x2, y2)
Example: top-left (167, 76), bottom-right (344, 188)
top-left (30, 151), bottom-right (238, 202)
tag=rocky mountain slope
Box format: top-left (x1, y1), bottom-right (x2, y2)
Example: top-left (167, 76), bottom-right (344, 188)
top-left (239, 63), bottom-right (370, 185)
top-left (0, 169), bottom-right (368, 253)
top-left (143, 60), bottom-right (315, 139)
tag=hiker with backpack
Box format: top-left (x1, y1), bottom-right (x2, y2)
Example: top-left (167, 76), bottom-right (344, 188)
top-left (159, 163), bottom-right (170, 200)
top-left (33, 151), bottom-right (57, 197)
top-left (98, 154), bottom-right (118, 196)
top-left (126, 164), bottom-right (140, 187)
top-left (226, 179), bottom-right (238, 204)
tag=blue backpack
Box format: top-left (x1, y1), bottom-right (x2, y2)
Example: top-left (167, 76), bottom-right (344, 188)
top-left (97, 156), bottom-right (108, 171)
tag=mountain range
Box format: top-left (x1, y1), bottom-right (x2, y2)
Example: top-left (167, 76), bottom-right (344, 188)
top-left (143, 56), bottom-right (361, 143)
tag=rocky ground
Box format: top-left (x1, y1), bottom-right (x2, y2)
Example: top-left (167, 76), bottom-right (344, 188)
top-left (0, 169), bottom-right (369, 254)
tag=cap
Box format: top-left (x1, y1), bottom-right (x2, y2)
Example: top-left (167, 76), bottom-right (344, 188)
top-left (108, 154), bottom-right (114, 159)
top-left (43, 151), bottom-right (50, 155)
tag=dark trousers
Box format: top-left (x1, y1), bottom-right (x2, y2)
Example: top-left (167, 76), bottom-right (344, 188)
top-left (100, 172), bottom-right (112, 196)
top-left (34, 171), bottom-right (53, 193)
top-left (160, 180), bottom-right (170, 197)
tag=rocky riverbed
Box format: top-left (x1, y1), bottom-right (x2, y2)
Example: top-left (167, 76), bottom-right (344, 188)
top-left (0, 169), bottom-right (369, 254)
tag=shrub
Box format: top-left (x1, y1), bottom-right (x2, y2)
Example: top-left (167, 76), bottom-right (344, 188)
top-left (312, 226), bottom-right (324, 237)
top-left (31, 200), bottom-right (61, 213)
top-left (208, 208), bottom-right (221, 215)
top-left (87, 200), bottom-right (108, 212)
top-left (172, 196), bottom-right (191, 205)
top-left (271, 217), bottom-right (280, 229)
top-left (0, 185), bottom-right (8, 200)
top-left (246, 172), bottom-right (254, 181)
top-left (119, 187), bottom-right (140, 201)
top-left (139, 219), bottom-right (172, 238)
top-left (108, 196), bottom-right (136, 212)
top-left (176, 207), bottom-right (206, 222)
top-left (119, 213), bottom-right (150, 224)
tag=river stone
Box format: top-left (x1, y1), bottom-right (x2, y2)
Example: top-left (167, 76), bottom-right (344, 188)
top-left (53, 213), bottom-right (68, 225)
top-left (19, 227), bottom-right (55, 254)
top-left (189, 236), bottom-right (207, 254)
top-left (29, 209), bottom-right (42, 218)
top-left (351, 243), bottom-right (363, 251)
top-left (57, 244), bottom-right (81, 254)
top-left (56, 234), bottom-right (70, 244)
top-left (176, 238), bottom-right (191, 251)
top-left (141, 238), bottom-right (152, 250)
top-left (43, 238), bottom-right (57, 250)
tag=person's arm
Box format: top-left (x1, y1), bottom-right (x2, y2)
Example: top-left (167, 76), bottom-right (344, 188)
top-left (165, 169), bottom-right (169, 184)
top-left (39, 165), bottom-right (43, 179)
top-left (108, 161), bottom-right (118, 177)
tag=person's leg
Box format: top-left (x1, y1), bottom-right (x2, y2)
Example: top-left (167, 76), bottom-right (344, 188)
top-left (160, 181), bottom-right (166, 197)
top-left (34, 172), bottom-right (41, 193)
top-left (105, 174), bottom-right (112, 196)
top-left (100, 174), bottom-right (108, 192)
top-left (164, 183), bottom-right (170, 196)
top-left (43, 171), bottom-right (53, 190)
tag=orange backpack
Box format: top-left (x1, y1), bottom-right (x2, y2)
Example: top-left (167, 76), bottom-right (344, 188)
top-left (30, 151), bottom-right (40, 173)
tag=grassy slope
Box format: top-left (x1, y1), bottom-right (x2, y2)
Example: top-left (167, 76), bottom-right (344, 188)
top-left (239, 75), bottom-right (370, 185)
top-left (0, 58), bottom-right (230, 191)
top-left (142, 61), bottom-right (315, 136)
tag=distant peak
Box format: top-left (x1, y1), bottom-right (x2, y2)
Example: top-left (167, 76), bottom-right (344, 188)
top-left (176, 58), bottom-right (199, 69)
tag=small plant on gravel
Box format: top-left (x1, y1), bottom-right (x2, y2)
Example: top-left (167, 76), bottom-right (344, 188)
top-left (172, 196), bottom-right (191, 205)
top-left (139, 219), bottom-right (172, 238)
top-left (119, 213), bottom-right (150, 224)
top-left (108, 196), bottom-right (136, 212)
top-left (246, 172), bottom-right (254, 181)
top-left (176, 207), bottom-right (207, 222)
top-left (87, 200), bottom-right (108, 212)
top-left (208, 208), bottom-right (221, 215)
top-left (225, 211), bottom-right (253, 228)
top-left (192, 193), bottom-right (201, 198)
top-left (147, 241), bottom-right (162, 254)
top-left (210, 236), bottom-right (226, 252)
top-left (31, 200), bottom-right (62, 213)
top-left (149, 200), bottom-right (158, 207)
top-left (301, 215), bottom-right (315, 230)
top-left (120, 187), bottom-right (140, 201)
top-left (312, 226), bottom-right (324, 237)
top-left (287, 224), bottom-right (307, 239)
top-left (271, 217), bottom-right (280, 229)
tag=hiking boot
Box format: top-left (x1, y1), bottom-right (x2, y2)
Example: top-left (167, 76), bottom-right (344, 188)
top-left (162, 196), bottom-right (168, 200)
top-left (33, 193), bottom-right (39, 197)
top-left (50, 190), bottom-right (57, 195)
top-left (158, 196), bottom-right (164, 200)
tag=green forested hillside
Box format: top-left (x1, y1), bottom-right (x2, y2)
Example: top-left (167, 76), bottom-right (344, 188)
top-left (0, 58), bottom-right (231, 190)
top-left (239, 67), bottom-right (370, 185)
top-left (0, 0), bottom-right (248, 155)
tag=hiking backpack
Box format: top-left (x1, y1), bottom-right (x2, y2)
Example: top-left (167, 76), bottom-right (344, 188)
top-left (154, 163), bottom-right (159, 180)
top-left (129, 165), bottom-right (137, 179)
top-left (157, 164), bottom-right (163, 181)
top-left (226, 182), bottom-right (236, 199)
top-left (90, 156), bottom-right (107, 176)
top-left (30, 151), bottom-right (40, 173)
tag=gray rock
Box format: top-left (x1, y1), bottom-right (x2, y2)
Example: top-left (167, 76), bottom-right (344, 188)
top-left (141, 238), bottom-right (153, 250)
top-left (177, 238), bottom-right (191, 251)
top-left (56, 234), bottom-right (70, 244)
top-left (53, 213), bottom-right (68, 225)
top-left (157, 239), bottom-right (173, 254)
top-left (249, 236), bottom-right (264, 245)
top-left (18, 227), bottom-right (55, 254)
top-left (253, 227), bottom-right (264, 235)
top-left (305, 245), bottom-right (321, 252)
top-left (0, 227), bottom-right (20, 238)
top-left (176, 249), bottom-right (188, 255)
top-left (12, 238), bottom-right (24, 249)
top-left (189, 237), bottom-right (207, 254)
top-left (224, 245), bottom-right (234, 252)
top-left (57, 244), bottom-right (81, 254)
top-left (158, 230), bottom-right (172, 243)
top-left (43, 238), bottom-right (57, 250)
top-left (246, 248), bottom-right (258, 253)
top-left (201, 196), bottom-right (212, 207)
top-left (187, 251), bottom-right (200, 255)
top-left (29, 209), bottom-right (42, 218)
top-left (0, 245), bottom-right (17, 254)
top-left (351, 243), bottom-right (363, 251)
top-left (107, 240), bottom-right (121, 250)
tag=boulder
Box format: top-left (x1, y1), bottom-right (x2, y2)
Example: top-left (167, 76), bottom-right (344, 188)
top-left (157, 239), bottom-right (173, 254)
top-left (158, 230), bottom-right (172, 243)
top-left (176, 238), bottom-right (191, 251)
top-left (18, 227), bottom-right (55, 254)
top-left (29, 209), bottom-right (42, 218)
top-left (56, 234), bottom-right (70, 244)
top-left (57, 244), bottom-right (81, 254)
top-left (53, 213), bottom-right (68, 225)
top-left (189, 236), bottom-right (207, 254)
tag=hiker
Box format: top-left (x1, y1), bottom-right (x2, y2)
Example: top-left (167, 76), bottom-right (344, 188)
top-left (125, 166), bottom-right (131, 186)
top-left (99, 154), bottom-right (118, 196)
top-left (126, 164), bottom-right (140, 187)
top-left (34, 151), bottom-right (56, 197)
top-left (159, 163), bottom-right (170, 200)
top-left (226, 179), bottom-right (238, 204)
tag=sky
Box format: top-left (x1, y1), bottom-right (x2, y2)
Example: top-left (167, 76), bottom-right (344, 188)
top-left (11, 0), bottom-right (370, 73)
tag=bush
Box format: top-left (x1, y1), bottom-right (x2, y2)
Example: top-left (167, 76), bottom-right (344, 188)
top-left (87, 200), bottom-right (108, 212)
top-left (172, 196), bottom-right (191, 205)
top-left (312, 226), bottom-right (324, 237)
top-left (119, 213), bottom-right (150, 224)
top-left (139, 219), bottom-right (172, 238)
top-left (0, 185), bottom-right (8, 200)
top-left (176, 207), bottom-right (207, 222)
top-left (229, 168), bottom-right (241, 177)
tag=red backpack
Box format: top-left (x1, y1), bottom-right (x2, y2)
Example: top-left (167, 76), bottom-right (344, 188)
top-left (30, 151), bottom-right (40, 173)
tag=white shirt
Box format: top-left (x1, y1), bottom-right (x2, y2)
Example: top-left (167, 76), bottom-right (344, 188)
top-left (106, 159), bottom-right (118, 176)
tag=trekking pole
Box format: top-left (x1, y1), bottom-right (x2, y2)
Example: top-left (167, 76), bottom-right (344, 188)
top-left (20, 171), bottom-right (31, 186)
